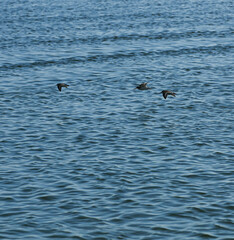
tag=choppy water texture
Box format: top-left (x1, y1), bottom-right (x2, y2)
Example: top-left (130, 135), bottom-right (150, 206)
top-left (0, 0), bottom-right (234, 239)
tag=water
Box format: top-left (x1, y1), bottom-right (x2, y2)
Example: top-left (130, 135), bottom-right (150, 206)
top-left (0, 0), bottom-right (233, 239)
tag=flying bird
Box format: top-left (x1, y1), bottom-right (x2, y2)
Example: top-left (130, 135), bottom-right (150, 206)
top-left (57, 83), bottom-right (69, 92)
top-left (136, 82), bottom-right (152, 90)
top-left (160, 90), bottom-right (176, 99)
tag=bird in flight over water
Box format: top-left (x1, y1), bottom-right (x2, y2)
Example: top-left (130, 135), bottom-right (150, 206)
top-left (57, 83), bottom-right (69, 92)
top-left (160, 90), bottom-right (176, 99)
top-left (136, 82), bottom-right (152, 90)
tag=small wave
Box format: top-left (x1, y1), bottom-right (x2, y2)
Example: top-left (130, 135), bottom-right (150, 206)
top-left (1, 29), bottom-right (232, 50)
top-left (0, 44), bottom-right (232, 71)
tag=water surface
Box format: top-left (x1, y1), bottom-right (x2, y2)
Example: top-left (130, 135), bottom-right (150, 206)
top-left (0, 0), bottom-right (233, 239)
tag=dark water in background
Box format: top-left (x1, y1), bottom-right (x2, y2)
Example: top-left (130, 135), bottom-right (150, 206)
top-left (0, 0), bottom-right (233, 239)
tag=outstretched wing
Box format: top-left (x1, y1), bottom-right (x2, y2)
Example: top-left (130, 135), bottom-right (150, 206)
top-left (57, 84), bottom-right (62, 91)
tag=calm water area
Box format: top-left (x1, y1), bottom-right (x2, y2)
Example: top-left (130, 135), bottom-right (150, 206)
top-left (0, 0), bottom-right (233, 239)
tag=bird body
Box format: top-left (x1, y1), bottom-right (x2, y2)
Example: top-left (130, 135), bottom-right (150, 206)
top-left (161, 90), bottom-right (176, 99)
top-left (57, 83), bottom-right (69, 92)
top-left (136, 82), bottom-right (151, 90)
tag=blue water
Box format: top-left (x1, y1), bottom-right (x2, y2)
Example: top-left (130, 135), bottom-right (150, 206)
top-left (0, 0), bottom-right (233, 239)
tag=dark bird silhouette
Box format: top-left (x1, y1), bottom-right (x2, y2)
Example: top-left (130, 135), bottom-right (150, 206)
top-left (57, 83), bottom-right (69, 92)
top-left (160, 90), bottom-right (176, 99)
top-left (136, 82), bottom-right (152, 90)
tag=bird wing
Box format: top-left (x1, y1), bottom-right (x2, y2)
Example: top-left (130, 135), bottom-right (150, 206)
top-left (57, 84), bottom-right (62, 91)
top-left (168, 91), bottom-right (176, 97)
